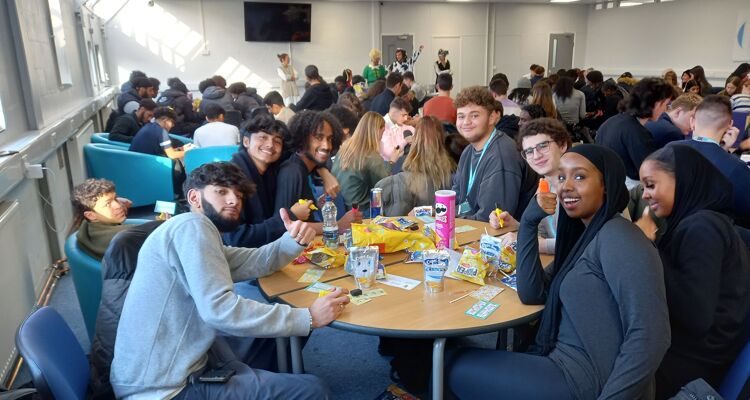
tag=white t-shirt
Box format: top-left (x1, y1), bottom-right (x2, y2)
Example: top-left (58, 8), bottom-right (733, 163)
top-left (193, 121), bottom-right (240, 148)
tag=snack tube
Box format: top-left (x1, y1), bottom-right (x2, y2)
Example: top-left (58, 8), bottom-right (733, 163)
top-left (434, 190), bottom-right (456, 249)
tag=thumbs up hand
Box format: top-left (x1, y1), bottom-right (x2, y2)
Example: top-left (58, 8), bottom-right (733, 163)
top-left (280, 208), bottom-right (316, 246)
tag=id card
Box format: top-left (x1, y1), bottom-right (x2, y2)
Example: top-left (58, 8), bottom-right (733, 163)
top-left (457, 201), bottom-right (471, 216)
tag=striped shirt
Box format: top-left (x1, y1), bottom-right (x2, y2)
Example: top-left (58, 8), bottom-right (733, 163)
top-left (731, 94), bottom-right (750, 111)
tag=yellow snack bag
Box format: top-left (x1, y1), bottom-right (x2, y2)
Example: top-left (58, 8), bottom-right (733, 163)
top-left (451, 247), bottom-right (489, 286)
top-left (306, 246), bottom-right (347, 269)
top-left (497, 232), bottom-right (517, 274)
top-left (351, 223), bottom-right (436, 253)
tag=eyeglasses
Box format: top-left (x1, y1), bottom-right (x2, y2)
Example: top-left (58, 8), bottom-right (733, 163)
top-left (520, 141), bottom-right (553, 160)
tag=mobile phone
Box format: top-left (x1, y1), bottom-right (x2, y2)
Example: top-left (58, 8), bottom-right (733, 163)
top-left (198, 368), bottom-right (236, 383)
top-left (403, 130), bottom-right (413, 138)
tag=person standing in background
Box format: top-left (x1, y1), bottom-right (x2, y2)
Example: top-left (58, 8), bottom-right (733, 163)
top-left (435, 49), bottom-right (451, 86)
top-left (363, 48), bottom-right (387, 86)
top-left (388, 45), bottom-right (423, 75)
top-left (277, 53), bottom-right (299, 106)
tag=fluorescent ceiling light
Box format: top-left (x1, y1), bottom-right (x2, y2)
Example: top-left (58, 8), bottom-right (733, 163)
top-left (619, 1), bottom-right (643, 6)
top-left (550, 0), bottom-right (580, 3)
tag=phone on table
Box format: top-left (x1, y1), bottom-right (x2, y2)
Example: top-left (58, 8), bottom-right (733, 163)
top-left (198, 368), bottom-right (236, 384)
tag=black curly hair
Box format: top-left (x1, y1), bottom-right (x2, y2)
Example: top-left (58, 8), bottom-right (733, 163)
top-left (69, 178), bottom-right (116, 234)
top-left (240, 114), bottom-right (289, 150)
top-left (285, 110), bottom-right (344, 156)
top-left (625, 77), bottom-right (674, 119)
top-left (183, 162), bottom-right (256, 201)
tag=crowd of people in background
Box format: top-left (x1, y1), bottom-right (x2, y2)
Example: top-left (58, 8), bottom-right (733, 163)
top-left (82, 50), bottom-right (750, 399)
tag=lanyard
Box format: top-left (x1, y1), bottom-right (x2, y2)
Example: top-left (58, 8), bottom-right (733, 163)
top-left (467, 130), bottom-right (497, 194)
top-left (693, 136), bottom-right (720, 146)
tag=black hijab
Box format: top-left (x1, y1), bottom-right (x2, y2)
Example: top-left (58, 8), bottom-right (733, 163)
top-left (531, 144), bottom-right (630, 356)
top-left (657, 144), bottom-right (733, 247)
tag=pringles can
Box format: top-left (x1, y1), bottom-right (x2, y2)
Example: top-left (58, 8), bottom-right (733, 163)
top-left (434, 190), bottom-right (456, 249)
top-left (370, 188), bottom-right (382, 218)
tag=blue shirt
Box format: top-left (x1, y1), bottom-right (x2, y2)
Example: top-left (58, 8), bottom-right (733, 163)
top-left (369, 89), bottom-right (396, 116)
top-left (129, 122), bottom-right (172, 157)
top-left (671, 140), bottom-right (750, 227)
top-left (645, 112), bottom-right (685, 149)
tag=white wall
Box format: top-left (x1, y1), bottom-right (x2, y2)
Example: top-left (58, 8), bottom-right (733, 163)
top-left (584, 0), bottom-right (750, 85)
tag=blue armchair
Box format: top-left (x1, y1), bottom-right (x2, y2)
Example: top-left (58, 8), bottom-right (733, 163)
top-left (91, 133), bottom-right (129, 148)
top-left (184, 145), bottom-right (238, 174)
top-left (84, 143), bottom-right (175, 207)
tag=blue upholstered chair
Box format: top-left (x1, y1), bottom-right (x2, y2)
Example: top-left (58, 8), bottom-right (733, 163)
top-left (719, 317), bottom-right (750, 400)
top-left (169, 134), bottom-right (193, 146)
top-left (16, 307), bottom-right (90, 400)
top-left (84, 143), bottom-right (175, 207)
top-left (183, 145), bottom-right (237, 174)
top-left (91, 133), bottom-right (129, 148)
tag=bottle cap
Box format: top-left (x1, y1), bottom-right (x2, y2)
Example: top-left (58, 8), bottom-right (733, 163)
top-left (352, 202), bottom-right (359, 210)
top-left (325, 195), bottom-right (332, 202)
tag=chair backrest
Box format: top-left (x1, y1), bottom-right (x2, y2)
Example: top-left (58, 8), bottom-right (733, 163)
top-left (84, 143), bottom-right (175, 207)
top-left (719, 316), bottom-right (750, 400)
top-left (64, 234), bottom-right (102, 341)
top-left (91, 133), bottom-right (129, 148)
top-left (168, 133), bottom-right (193, 146)
top-left (183, 145), bottom-right (237, 174)
top-left (16, 307), bottom-right (90, 400)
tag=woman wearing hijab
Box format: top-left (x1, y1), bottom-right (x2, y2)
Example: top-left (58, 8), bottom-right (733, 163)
top-left (638, 145), bottom-right (750, 399)
top-left (448, 144), bottom-right (670, 399)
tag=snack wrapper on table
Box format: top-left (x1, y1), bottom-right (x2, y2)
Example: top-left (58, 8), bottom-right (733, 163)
top-left (293, 243), bottom-right (347, 269)
top-left (450, 247), bottom-right (490, 285)
top-left (351, 218), bottom-right (436, 253)
top-left (479, 232), bottom-right (518, 275)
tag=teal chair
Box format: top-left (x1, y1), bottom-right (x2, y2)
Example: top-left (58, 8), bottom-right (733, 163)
top-left (64, 219), bottom-right (148, 341)
top-left (92, 133), bottom-right (129, 148)
top-left (169, 134), bottom-right (193, 146)
top-left (184, 145), bottom-right (237, 174)
top-left (84, 143), bottom-right (175, 207)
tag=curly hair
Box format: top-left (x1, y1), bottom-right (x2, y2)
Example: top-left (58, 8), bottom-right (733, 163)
top-left (454, 86), bottom-right (502, 114)
top-left (183, 162), bottom-right (256, 201)
top-left (69, 178), bottom-right (116, 234)
top-left (516, 117), bottom-right (572, 151)
top-left (327, 104), bottom-right (360, 134)
top-left (286, 110), bottom-right (344, 155)
top-left (626, 77), bottom-right (674, 119)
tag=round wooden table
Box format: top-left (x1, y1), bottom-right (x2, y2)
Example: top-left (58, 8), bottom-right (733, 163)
top-left (260, 219), bottom-right (549, 400)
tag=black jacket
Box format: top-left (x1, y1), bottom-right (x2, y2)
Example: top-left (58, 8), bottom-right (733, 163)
top-left (89, 221), bottom-right (163, 399)
top-left (109, 112), bottom-right (142, 143)
top-left (233, 89), bottom-right (263, 121)
top-left (157, 88), bottom-right (200, 123)
top-left (291, 83), bottom-right (334, 112)
top-left (117, 88), bottom-right (141, 114)
top-left (222, 151), bottom-right (286, 248)
top-left (595, 113), bottom-right (656, 180)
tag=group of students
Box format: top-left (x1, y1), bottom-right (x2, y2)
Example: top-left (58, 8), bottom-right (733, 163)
top-left (69, 57), bottom-right (750, 399)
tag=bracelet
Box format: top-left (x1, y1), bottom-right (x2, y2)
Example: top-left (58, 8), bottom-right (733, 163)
top-left (309, 311), bottom-right (314, 333)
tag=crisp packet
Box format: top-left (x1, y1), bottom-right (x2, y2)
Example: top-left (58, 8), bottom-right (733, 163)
top-left (497, 232), bottom-right (518, 274)
top-left (404, 249), bottom-right (425, 263)
top-left (480, 234), bottom-right (503, 269)
top-left (307, 246), bottom-right (347, 269)
top-left (371, 216), bottom-right (417, 231)
top-left (423, 249), bottom-right (450, 293)
top-left (451, 247), bottom-right (490, 285)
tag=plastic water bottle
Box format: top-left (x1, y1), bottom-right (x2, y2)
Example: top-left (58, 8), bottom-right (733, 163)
top-left (322, 196), bottom-right (339, 248)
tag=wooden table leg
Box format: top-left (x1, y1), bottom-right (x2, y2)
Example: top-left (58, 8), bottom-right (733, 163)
top-left (290, 336), bottom-right (304, 374)
top-left (432, 338), bottom-right (447, 400)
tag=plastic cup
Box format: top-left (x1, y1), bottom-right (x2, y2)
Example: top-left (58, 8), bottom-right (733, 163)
top-left (423, 249), bottom-right (450, 293)
top-left (349, 246), bottom-right (378, 289)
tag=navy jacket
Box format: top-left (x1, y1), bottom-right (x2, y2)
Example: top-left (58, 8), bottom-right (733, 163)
top-left (646, 112), bottom-right (685, 149)
top-left (369, 89), bottom-right (397, 116)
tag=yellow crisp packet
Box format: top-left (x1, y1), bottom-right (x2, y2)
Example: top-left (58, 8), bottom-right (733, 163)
top-left (497, 232), bottom-right (517, 274)
top-left (298, 199), bottom-right (318, 211)
top-left (352, 223), bottom-right (436, 254)
top-left (451, 247), bottom-right (489, 285)
top-left (306, 247), bottom-right (346, 269)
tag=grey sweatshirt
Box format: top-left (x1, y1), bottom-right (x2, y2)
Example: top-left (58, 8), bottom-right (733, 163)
top-left (110, 212), bottom-right (309, 399)
top-left (517, 201), bottom-right (671, 399)
top-left (451, 130), bottom-right (537, 221)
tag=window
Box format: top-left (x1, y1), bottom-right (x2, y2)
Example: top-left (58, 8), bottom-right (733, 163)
top-left (95, 45), bottom-right (109, 84)
top-left (47, 0), bottom-right (72, 87)
top-left (0, 96), bottom-right (5, 133)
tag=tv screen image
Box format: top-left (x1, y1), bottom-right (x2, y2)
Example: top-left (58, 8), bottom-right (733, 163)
top-left (244, 2), bottom-right (311, 42)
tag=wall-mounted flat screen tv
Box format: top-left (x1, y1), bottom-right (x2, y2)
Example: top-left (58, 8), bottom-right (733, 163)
top-left (244, 2), bottom-right (311, 42)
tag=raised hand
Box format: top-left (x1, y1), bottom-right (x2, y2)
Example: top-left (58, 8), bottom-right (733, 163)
top-left (280, 208), bottom-right (316, 246)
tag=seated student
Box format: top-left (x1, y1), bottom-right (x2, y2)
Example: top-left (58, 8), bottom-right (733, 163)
top-left (448, 144), bottom-right (671, 399)
top-left (731, 79), bottom-right (750, 111)
top-left (669, 95), bottom-right (750, 228)
top-left (275, 110), bottom-right (362, 233)
top-left (380, 97), bottom-right (414, 162)
top-left (198, 77), bottom-right (235, 115)
top-left (263, 90), bottom-right (296, 124)
top-left (423, 74), bottom-right (457, 125)
top-left (595, 77), bottom-right (673, 188)
top-left (224, 115), bottom-right (312, 248)
top-left (332, 112), bottom-right (391, 215)
top-left (110, 162), bottom-right (347, 399)
top-left (326, 104), bottom-right (359, 141)
top-left (120, 70), bottom-right (146, 93)
top-left (156, 78), bottom-right (202, 137)
top-left (637, 146), bottom-right (750, 399)
top-left (645, 93), bottom-right (702, 148)
top-left (375, 116), bottom-right (455, 216)
top-left (69, 179), bottom-right (133, 260)
top-left (129, 107), bottom-right (189, 159)
top-left (193, 103), bottom-right (240, 148)
top-left (117, 77), bottom-right (152, 114)
top-left (490, 118), bottom-right (571, 255)
top-left (291, 65), bottom-right (335, 112)
top-left (228, 82), bottom-right (261, 121)
top-left (402, 71), bottom-right (426, 106)
top-left (601, 80), bottom-right (623, 121)
top-left (369, 72), bottom-right (403, 116)
top-left (489, 78), bottom-right (521, 117)
top-left (109, 99), bottom-right (156, 143)
top-left (552, 76), bottom-right (586, 126)
top-left (452, 86), bottom-right (537, 221)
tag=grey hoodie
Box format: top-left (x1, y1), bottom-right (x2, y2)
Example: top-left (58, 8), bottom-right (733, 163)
top-left (199, 86), bottom-right (236, 114)
top-left (110, 212), bottom-right (309, 399)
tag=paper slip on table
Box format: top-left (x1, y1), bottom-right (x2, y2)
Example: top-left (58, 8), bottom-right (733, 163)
top-left (277, 256), bottom-right (550, 400)
top-left (257, 218), bottom-right (512, 299)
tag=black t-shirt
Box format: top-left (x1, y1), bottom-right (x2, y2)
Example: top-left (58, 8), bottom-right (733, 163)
top-left (274, 153), bottom-right (317, 219)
